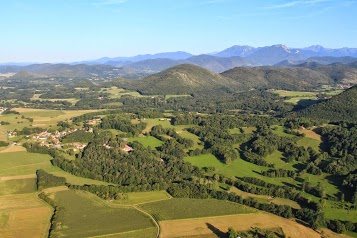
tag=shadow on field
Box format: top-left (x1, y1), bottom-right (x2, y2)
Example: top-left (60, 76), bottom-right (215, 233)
top-left (206, 223), bottom-right (227, 238)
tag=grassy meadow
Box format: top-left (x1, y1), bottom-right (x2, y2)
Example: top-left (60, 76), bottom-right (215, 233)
top-left (139, 198), bottom-right (257, 221)
top-left (113, 191), bottom-right (172, 205)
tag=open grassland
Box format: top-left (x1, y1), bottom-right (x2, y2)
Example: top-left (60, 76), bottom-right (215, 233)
top-left (0, 151), bottom-right (58, 177)
top-left (102, 87), bottom-right (144, 99)
top-left (298, 128), bottom-right (322, 141)
top-left (264, 150), bottom-right (298, 170)
top-left (184, 154), bottom-right (297, 186)
top-left (0, 113), bottom-right (32, 131)
top-left (30, 94), bottom-right (79, 105)
top-left (165, 94), bottom-right (192, 99)
top-left (48, 189), bottom-right (156, 238)
top-left (114, 191), bottom-right (172, 205)
top-left (297, 137), bottom-right (321, 151)
top-left (324, 200), bottom-right (357, 223)
top-left (47, 170), bottom-right (112, 186)
top-left (128, 136), bottom-right (163, 148)
top-left (99, 227), bottom-right (158, 238)
top-left (131, 118), bottom-right (189, 133)
top-left (139, 198), bottom-right (257, 221)
top-left (229, 187), bottom-right (301, 209)
top-left (0, 193), bottom-right (52, 238)
top-left (0, 130), bottom-right (7, 141)
top-left (270, 89), bottom-right (343, 106)
top-left (159, 213), bottom-right (321, 238)
top-left (272, 126), bottom-right (297, 138)
top-left (0, 145), bottom-right (27, 153)
top-left (178, 131), bottom-right (203, 150)
top-left (12, 108), bottom-right (99, 127)
top-left (0, 178), bottom-right (36, 195)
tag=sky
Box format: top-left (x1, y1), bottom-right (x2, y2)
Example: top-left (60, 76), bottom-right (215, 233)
top-left (0, 0), bottom-right (356, 63)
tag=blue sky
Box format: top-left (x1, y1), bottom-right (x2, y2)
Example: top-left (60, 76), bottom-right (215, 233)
top-left (0, 0), bottom-right (356, 62)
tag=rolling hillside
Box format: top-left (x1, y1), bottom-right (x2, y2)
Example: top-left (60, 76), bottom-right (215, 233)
top-left (135, 64), bottom-right (236, 94)
top-left (296, 85), bottom-right (357, 122)
top-left (221, 66), bottom-right (332, 91)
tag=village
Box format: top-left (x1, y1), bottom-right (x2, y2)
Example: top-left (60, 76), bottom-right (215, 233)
top-left (5, 116), bottom-right (133, 153)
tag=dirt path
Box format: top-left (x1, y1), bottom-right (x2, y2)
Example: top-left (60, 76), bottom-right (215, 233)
top-left (159, 213), bottom-right (322, 238)
top-left (134, 205), bottom-right (160, 238)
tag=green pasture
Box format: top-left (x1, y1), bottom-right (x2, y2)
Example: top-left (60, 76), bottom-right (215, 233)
top-left (114, 191), bottom-right (172, 205)
top-left (128, 136), bottom-right (163, 148)
top-left (139, 198), bottom-right (257, 221)
top-left (0, 151), bottom-right (59, 177)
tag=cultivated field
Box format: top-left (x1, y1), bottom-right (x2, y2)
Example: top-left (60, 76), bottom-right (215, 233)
top-left (0, 193), bottom-right (52, 238)
top-left (159, 213), bottom-right (322, 238)
top-left (0, 151), bottom-right (57, 177)
top-left (139, 198), bottom-right (257, 221)
top-left (30, 94), bottom-right (79, 105)
top-left (47, 189), bottom-right (156, 238)
top-left (12, 108), bottom-right (98, 127)
top-left (114, 191), bottom-right (172, 205)
top-left (0, 177), bottom-right (36, 195)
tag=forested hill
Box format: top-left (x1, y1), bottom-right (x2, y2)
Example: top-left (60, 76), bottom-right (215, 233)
top-left (296, 85), bottom-right (357, 123)
top-left (221, 66), bottom-right (331, 91)
top-left (135, 64), bottom-right (236, 95)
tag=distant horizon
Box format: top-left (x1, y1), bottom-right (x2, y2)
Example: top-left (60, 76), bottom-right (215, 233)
top-left (1, 43), bottom-right (357, 64)
top-left (1, 0), bottom-right (356, 63)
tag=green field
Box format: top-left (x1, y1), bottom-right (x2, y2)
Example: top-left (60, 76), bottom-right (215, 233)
top-left (165, 94), bottom-right (192, 99)
top-left (131, 118), bottom-right (189, 133)
top-left (178, 131), bottom-right (203, 150)
top-left (49, 189), bottom-right (156, 238)
top-left (271, 126), bottom-right (297, 138)
top-left (102, 87), bottom-right (144, 99)
top-left (324, 200), bottom-right (357, 222)
top-left (47, 170), bottom-right (113, 186)
top-left (264, 150), bottom-right (297, 171)
top-left (30, 94), bottom-right (79, 105)
top-left (114, 191), bottom-right (172, 205)
top-left (139, 198), bottom-right (257, 221)
top-left (128, 136), bottom-right (163, 148)
top-left (0, 151), bottom-right (59, 177)
top-left (297, 137), bottom-right (321, 151)
top-left (184, 154), bottom-right (299, 186)
top-left (0, 178), bottom-right (37, 195)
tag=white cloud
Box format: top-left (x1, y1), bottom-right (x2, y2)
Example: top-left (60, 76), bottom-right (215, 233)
top-left (267, 0), bottom-right (331, 9)
top-left (91, 0), bottom-right (127, 6)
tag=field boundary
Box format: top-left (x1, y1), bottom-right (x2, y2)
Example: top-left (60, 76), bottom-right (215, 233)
top-left (134, 206), bottom-right (160, 238)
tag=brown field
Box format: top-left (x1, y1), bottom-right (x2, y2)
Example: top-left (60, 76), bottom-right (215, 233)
top-left (159, 213), bottom-right (321, 238)
top-left (0, 174), bottom-right (36, 181)
top-left (298, 128), bottom-right (322, 141)
top-left (0, 145), bottom-right (27, 153)
top-left (0, 193), bottom-right (52, 238)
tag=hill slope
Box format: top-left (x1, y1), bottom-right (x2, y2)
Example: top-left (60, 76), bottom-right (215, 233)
top-left (221, 66), bottom-right (331, 91)
top-left (296, 86), bottom-right (357, 122)
top-left (135, 64), bottom-right (235, 95)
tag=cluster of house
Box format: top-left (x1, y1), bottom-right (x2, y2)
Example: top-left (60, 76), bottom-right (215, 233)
top-left (31, 128), bottom-right (93, 150)
top-left (102, 143), bottom-right (133, 152)
top-left (86, 118), bottom-right (102, 125)
top-left (0, 107), bottom-right (7, 114)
